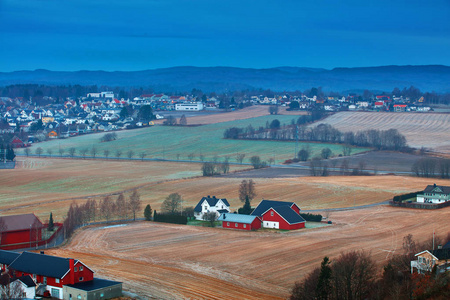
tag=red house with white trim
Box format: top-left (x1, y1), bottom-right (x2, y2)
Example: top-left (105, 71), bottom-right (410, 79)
top-left (0, 250), bottom-right (122, 299)
top-left (217, 213), bottom-right (262, 230)
top-left (251, 200), bottom-right (306, 230)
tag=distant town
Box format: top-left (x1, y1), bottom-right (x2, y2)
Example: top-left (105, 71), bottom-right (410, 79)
top-left (0, 85), bottom-right (441, 147)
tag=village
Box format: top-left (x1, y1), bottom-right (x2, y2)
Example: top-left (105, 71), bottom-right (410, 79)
top-left (0, 88), bottom-right (434, 147)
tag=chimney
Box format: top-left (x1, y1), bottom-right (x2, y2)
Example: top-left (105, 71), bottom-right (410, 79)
top-left (223, 214), bottom-right (226, 219)
top-left (438, 245), bottom-right (443, 249)
top-left (69, 258), bottom-right (75, 284)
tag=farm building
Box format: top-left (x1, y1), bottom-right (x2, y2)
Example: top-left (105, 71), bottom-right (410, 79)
top-left (10, 136), bottom-right (25, 148)
top-left (0, 214), bottom-right (43, 248)
top-left (0, 250), bottom-right (122, 300)
top-left (416, 184), bottom-right (450, 204)
top-left (194, 196), bottom-right (230, 220)
top-left (251, 200), bottom-right (306, 230)
top-left (218, 213), bottom-right (262, 230)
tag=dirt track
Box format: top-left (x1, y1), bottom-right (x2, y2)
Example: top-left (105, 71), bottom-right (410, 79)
top-left (46, 205), bottom-right (450, 299)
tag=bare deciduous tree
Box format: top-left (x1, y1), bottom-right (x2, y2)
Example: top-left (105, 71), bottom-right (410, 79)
top-left (161, 193), bottom-right (183, 214)
top-left (239, 179), bottom-right (256, 203)
top-left (129, 190), bottom-right (141, 221)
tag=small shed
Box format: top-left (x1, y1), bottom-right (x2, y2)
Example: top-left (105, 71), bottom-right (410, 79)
top-left (63, 278), bottom-right (122, 300)
top-left (218, 213), bottom-right (262, 230)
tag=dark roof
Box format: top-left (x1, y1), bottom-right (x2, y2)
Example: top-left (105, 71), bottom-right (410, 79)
top-left (0, 214), bottom-right (43, 232)
top-left (251, 200), bottom-right (298, 217)
top-left (217, 209), bottom-right (229, 214)
top-left (9, 252), bottom-right (77, 279)
top-left (194, 196), bottom-right (230, 212)
top-left (13, 275), bottom-right (37, 287)
top-left (423, 184), bottom-right (450, 194)
top-left (0, 250), bottom-right (20, 265)
top-left (443, 241), bottom-right (450, 249)
top-left (432, 248), bottom-right (450, 260)
top-left (272, 206), bottom-right (306, 224)
top-left (65, 278), bottom-right (122, 291)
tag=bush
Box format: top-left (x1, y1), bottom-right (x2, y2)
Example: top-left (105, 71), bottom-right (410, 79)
top-left (300, 213), bottom-right (323, 222)
top-left (392, 191), bottom-right (422, 202)
top-left (153, 212), bottom-right (187, 224)
top-left (100, 132), bottom-right (117, 142)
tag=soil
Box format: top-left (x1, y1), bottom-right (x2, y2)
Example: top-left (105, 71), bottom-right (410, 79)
top-left (45, 205), bottom-right (450, 299)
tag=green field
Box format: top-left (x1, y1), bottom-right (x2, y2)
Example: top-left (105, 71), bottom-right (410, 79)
top-left (21, 115), bottom-right (368, 164)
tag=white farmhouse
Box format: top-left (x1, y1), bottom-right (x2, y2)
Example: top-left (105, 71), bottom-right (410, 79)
top-left (416, 184), bottom-right (450, 204)
top-left (194, 196), bottom-right (230, 220)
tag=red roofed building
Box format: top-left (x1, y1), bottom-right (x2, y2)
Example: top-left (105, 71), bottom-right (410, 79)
top-left (0, 214), bottom-right (43, 248)
top-left (10, 137), bottom-right (25, 148)
top-left (394, 104), bottom-right (407, 112)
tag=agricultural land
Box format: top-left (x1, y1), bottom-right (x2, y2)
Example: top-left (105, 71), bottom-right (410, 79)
top-left (1, 108), bottom-right (449, 299)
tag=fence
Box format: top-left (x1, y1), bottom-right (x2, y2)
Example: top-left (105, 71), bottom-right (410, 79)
top-left (389, 201), bottom-right (450, 209)
top-left (0, 222), bottom-right (64, 251)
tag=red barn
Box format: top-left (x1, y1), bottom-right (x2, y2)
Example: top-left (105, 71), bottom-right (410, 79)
top-left (10, 136), bottom-right (25, 148)
top-left (0, 214), bottom-right (43, 247)
top-left (251, 200), bottom-right (305, 230)
top-left (218, 213), bottom-right (262, 230)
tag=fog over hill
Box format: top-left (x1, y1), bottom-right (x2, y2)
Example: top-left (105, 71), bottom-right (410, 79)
top-left (0, 65), bottom-right (449, 93)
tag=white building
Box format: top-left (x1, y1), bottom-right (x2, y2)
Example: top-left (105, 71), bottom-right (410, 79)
top-left (175, 102), bottom-right (204, 111)
top-left (194, 196), bottom-right (230, 220)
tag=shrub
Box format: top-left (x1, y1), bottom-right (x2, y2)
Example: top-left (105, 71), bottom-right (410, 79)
top-left (153, 212), bottom-right (187, 224)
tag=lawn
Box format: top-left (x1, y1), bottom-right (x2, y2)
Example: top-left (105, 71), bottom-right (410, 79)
top-left (20, 115), bottom-right (369, 164)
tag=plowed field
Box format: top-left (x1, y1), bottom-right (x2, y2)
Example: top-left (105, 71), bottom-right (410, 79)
top-left (317, 112), bottom-right (450, 153)
top-left (46, 205), bottom-right (450, 299)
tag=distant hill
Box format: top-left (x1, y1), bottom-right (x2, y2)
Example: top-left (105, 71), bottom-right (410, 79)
top-left (0, 65), bottom-right (449, 93)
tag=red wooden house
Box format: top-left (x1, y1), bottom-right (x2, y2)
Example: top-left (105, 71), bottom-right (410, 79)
top-left (10, 136), bottom-right (25, 148)
top-left (251, 200), bottom-right (305, 230)
top-left (0, 214), bottom-right (43, 248)
top-left (217, 213), bottom-right (262, 230)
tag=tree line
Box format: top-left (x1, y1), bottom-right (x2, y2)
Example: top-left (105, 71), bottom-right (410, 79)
top-left (291, 233), bottom-right (450, 300)
top-left (224, 121), bottom-right (409, 152)
top-left (63, 191), bottom-right (142, 238)
top-left (412, 157), bottom-right (450, 179)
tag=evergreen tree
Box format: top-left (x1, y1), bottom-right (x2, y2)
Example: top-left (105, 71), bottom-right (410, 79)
top-left (144, 204), bottom-right (152, 221)
top-left (316, 256), bottom-right (332, 300)
top-left (48, 212), bottom-right (54, 231)
top-left (238, 196), bottom-right (252, 215)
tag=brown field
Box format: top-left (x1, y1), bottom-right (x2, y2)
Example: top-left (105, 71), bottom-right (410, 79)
top-left (1, 157), bottom-right (448, 222)
top-left (317, 111), bottom-right (450, 153)
top-left (45, 205), bottom-right (450, 299)
top-left (153, 105), bottom-right (306, 125)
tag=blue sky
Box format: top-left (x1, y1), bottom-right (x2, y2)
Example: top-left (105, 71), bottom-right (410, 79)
top-left (1, 0), bottom-right (449, 71)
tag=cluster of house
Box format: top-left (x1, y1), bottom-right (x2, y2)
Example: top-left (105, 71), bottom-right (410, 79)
top-left (251, 94), bottom-right (431, 112)
top-left (0, 250), bottom-right (122, 299)
top-left (194, 196), bottom-right (306, 230)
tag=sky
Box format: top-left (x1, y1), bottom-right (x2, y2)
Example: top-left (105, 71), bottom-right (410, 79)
top-left (0, 0), bottom-right (449, 71)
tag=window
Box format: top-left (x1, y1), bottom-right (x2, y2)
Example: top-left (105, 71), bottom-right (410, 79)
top-left (227, 222), bottom-right (230, 226)
top-left (79, 266), bottom-right (83, 271)
top-left (51, 288), bottom-right (60, 298)
top-left (74, 267), bottom-right (78, 272)
top-left (271, 211), bottom-right (274, 216)
top-left (79, 277), bottom-right (84, 281)
top-left (32, 274), bottom-right (36, 281)
top-left (43, 277), bottom-right (47, 285)
top-left (244, 224), bottom-right (247, 228)
top-left (235, 223), bottom-right (238, 227)
top-left (55, 278), bottom-right (60, 283)
top-left (77, 295), bottom-right (82, 300)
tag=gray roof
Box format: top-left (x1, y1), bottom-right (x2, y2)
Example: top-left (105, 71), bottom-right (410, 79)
top-left (65, 278), bottom-right (122, 292)
top-left (423, 184), bottom-right (450, 194)
top-left (9, 251), bottom-right (78, 279)
top-left (272, 206), bottom-right (306, 224)
top-left (251, 200), bottom-right (299, 217)
top-left (0, 214), bottom-right (43, 232)
top-left (0, 250), bottom-right (20, 265)
top-left (218, 213), bottom-right (260, 224)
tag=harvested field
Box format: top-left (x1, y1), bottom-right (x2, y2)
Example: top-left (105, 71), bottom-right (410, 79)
top-left (1, 156), bottom-right (448, 220)
top-left (46, 205), bottom-right (450, 299)
top-left (153, 106), bottom-right (307, 125)
top-left (317, 111), bottom-right (450, 153)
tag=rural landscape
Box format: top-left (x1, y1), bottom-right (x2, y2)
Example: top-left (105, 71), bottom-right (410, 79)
top-left (1, 103), bottom-right (450, 299)
top-left (1, 1), bottom-right (450, 299)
